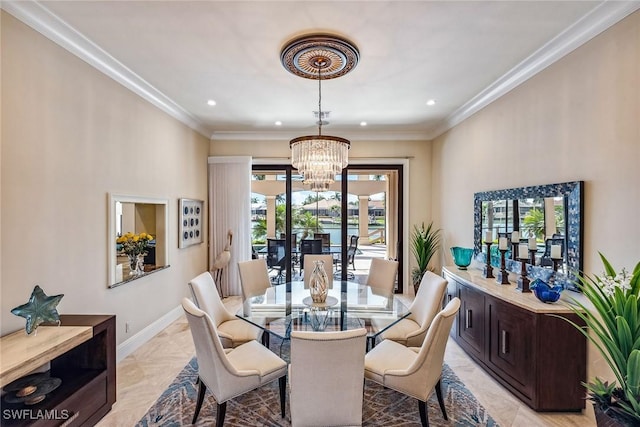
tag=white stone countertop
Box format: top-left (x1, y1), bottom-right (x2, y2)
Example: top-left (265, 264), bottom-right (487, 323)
top-left (443, 266), bottom-right (592, 314)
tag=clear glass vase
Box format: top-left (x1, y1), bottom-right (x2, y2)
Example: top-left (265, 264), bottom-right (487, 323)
top-left (128, 254), bottom-right (145, 276)
top-left (309, 260), bottom-right (329, 303)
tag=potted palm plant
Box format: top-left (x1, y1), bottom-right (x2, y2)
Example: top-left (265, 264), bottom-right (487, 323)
top-left (410, 222), bottom-right (441, 295)
top-left (560, 253), bottom-right (640, 426)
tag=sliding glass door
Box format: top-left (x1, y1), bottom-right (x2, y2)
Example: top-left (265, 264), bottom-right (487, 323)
top-left (344, 165), bottom-right (404, 292)
top-left (251, 164), bottom-right (403, 292)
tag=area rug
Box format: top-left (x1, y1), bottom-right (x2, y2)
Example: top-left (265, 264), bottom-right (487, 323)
top-left (137, 338), bottom-right (498, 426)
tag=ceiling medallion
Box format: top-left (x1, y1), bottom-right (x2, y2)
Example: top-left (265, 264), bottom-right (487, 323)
top-left (282, 34), bottom-right (359, 192)
top-left (280, 34), bottom-right (360, 80)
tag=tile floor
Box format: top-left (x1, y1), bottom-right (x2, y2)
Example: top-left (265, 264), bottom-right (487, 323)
top-left (96, 310), bottom-right (595, 427)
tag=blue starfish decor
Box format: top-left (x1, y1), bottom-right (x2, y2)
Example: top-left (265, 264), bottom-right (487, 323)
top-left (11, 285), bottom-right (64, 334)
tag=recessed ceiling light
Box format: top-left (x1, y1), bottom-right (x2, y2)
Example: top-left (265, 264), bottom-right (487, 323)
top-left (426, 99), bottom-right (436, 106)
top-left (207, 99), bottom-right (216, 106)
top-left (275, 121), bottom-right (282, 126)
top-left (360, 121), bottom-right (367, 126)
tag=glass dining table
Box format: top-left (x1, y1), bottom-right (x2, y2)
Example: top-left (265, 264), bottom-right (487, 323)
top-left (236, 280), bottom-right (410, 351)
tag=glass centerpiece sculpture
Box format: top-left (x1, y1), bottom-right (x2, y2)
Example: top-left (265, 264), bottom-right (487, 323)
top-left (450, 247), bottom-right (474, 270)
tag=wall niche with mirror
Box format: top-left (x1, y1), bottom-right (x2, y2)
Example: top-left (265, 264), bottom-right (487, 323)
top-left (474, 181), bottom-right (583, 290)
top-left (108, 194), bottom-right (170, 288)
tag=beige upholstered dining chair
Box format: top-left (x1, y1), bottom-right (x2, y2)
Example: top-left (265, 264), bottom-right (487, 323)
top-left (365, 258), bottom-right (399, 294)
top-left (181, 298), bottom-right (287, 426)
top-left (302, 254), bottom-right (334, 287)
top-left (188, 271), bottom-right (263, 348)
top-left (364, 298), bottom-right (461, 427)
top-left (375, 271), bottom-right (448, 347)
top-left (238, 258), bottom-right (272, 301)
top-left (289, 328), bottom-right (367, 427)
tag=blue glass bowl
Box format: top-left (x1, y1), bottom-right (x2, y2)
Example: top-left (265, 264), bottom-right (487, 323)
top-left (451, 247), bottom-right (474, 270)
top-left (530, 279), bottom-right (562, 303)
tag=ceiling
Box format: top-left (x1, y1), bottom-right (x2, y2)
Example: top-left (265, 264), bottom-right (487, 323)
top-left (4, 1), bottom-right (638, 141)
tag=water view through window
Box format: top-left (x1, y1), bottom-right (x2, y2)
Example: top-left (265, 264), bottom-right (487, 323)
top-left (251, 172), bottom-right (386, 250)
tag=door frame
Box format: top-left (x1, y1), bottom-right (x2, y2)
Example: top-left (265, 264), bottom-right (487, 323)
top-left (345, 164), bottom-right (404, 293)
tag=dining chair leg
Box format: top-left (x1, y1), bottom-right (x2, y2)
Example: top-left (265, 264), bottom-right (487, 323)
top-left (366, 336), bottom-right (376, 352)
top-left (418, 399), bottom-right (429, 427)
top-left (192, 376), bottom-right (207, 424)
top-left (216, 401), bottom-right (227, 426)
top-left (435, 379), bottom-right (448, 420)
top-left (279, 375), bottom-right (287, 418)
top-left (261, 331), bottom-right (270, 348)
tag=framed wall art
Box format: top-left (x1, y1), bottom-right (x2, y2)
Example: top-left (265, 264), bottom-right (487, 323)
top-left (179, 198), bottom-right (204, 248)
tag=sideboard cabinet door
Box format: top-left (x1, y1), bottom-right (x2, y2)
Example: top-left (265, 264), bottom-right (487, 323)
top-left (457, 283), bottom-right (485, 360)
top-left (487, 298), bottom-right (536, 401)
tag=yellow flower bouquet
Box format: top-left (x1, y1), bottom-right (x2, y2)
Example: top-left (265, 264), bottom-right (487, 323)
top-left (116, 232), bottom-right (154, 257)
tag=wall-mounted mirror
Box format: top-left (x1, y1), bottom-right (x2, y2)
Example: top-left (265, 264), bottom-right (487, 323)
top-left (108, 194), bottom-right (170, 288)
top-left (474, 181), bottom-right (583, 288)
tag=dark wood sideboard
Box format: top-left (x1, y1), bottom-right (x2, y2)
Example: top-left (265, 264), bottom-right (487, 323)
top-left (443, 267), bottom-right (586, 411)
top-left (1, 315), bottom-right (116, 426)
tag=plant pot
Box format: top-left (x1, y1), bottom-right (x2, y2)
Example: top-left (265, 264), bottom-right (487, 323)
top-left (593, 404), bottom-right (634, 427)
top-left (412, 269), bottom-right (424, 296)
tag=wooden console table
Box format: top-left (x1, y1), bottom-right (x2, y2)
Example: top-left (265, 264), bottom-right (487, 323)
top-left (443, 267), bottom-right (587, 411)
top-left (0, 315), bottom-right (116, 426)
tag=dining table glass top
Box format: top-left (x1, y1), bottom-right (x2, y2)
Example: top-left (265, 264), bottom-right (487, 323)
top-left (236, 280), bottom-right (410, 341)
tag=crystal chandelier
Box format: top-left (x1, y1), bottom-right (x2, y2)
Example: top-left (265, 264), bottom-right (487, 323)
top-left (281, 34), bottom-right (359, 192)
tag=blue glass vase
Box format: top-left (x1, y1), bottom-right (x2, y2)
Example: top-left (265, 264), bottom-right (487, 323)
top-left (530, 279), bottom-right (563, 303)
top-left (450, 247), bottom-right (474, 270)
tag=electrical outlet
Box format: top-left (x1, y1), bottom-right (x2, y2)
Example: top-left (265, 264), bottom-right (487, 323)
top-left (125, 322), bottom-right (131, 333)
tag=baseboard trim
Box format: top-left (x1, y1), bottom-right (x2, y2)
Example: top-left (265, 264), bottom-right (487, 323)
top-left (116, 305), bottom-right (182, 363)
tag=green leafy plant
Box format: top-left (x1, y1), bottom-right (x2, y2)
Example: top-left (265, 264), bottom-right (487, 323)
top-left (410, 222), bottom-right (441, 293)
top-left (559, 253), bottom-right (640, 425)
top-left (252, 204), bottom-right (323, 243)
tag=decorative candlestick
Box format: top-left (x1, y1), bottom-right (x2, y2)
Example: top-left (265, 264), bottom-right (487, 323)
top-left (483, 242), bottom-right (494, 278)
top-left (528, 248), bottom-right (537, 266)
top-left (518, 244), bottom-right (529, 261)
top-left (511, 231), bottom-right (520, 244)
top-left (510, 231), bottom-right (519, 260)
top-left (496, 249), bottom-right (510, 285)
top-left (498, 237), bottom-right (508, 250)
top-left (551, 257), bottom-right (562, 272)
top-left (484, 230), bottom-right (493, 244)
top-left (516, 257), bottom-right (531, 292)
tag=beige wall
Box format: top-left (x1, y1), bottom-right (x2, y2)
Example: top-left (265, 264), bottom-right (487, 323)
top-left (432, 9), bottom-right (639, 274)
top-left (210, 138), bottom-right (432, 293)
top-left (1, 12), bottom-right (210, 343)
top-left (432, 10), bottom-right (640, 415)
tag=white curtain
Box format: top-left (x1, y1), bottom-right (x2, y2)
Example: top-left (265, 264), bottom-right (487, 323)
top-left (208, 156), bottom-right (252, 297)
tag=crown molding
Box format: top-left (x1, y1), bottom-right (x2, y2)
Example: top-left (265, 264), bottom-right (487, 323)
top-left (427, 1), bottom-right (640, 140)
top-left (4, 1), bottom-right (638, 143)
top-left (2, 1), bottom-right (212, 138)
top-left (210, 130), bottom-right (429, 142)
